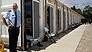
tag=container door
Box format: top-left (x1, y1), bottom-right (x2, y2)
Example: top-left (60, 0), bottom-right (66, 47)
top-left (47, 6), bottom-right (53, 33)
top-left (57, 9), bottom-right (61, 31)
top-left (33, 1), bottom-right (40, 38)
top-left (24, 0), bottom-right (33, 37)
top-left (23, 0), bottom-right (40, 49)
top-left (63, 11), bottom-right (66, 30)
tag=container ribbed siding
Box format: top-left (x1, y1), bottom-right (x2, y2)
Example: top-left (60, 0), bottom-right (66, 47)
top-left (0, 0), bottom-right (84, 50)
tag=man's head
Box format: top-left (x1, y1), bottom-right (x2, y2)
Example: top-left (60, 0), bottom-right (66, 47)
top-left (13, 3), bottom-right (18, 11)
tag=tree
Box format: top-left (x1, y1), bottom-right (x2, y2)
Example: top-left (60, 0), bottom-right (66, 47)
top-left (71, 6), bottom-right (76, 11)
top-left (71, 6), bottom-right (82, 15)
top-left (77, 8), bottom-right (82, 15)
top-left (71, 5), bottom-right (92, 23)
top-left (83, 5), bottom-right (92, 20)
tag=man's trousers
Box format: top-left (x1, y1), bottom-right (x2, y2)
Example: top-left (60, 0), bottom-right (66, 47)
top-left (8, 27), bottom-right (19, 52)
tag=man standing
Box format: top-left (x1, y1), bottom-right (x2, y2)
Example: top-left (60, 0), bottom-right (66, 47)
top-left (2, 3), bottom-right (21, 52)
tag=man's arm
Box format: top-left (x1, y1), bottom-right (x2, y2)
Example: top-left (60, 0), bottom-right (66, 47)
top-left (2, 17), bottom-right (8, 26)
top-left (2, 17), bottom-right (13, 27)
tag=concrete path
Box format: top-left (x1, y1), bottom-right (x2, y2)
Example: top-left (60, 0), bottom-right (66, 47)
top-left (35, 25), bottom-right (86, 52)
top-left (75, 24), bottom-right (92, 52)
top-left (4, 24), bottom-right (91, 52)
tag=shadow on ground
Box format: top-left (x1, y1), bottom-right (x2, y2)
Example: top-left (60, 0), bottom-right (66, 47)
top-left (26, 28), bottom-right (75, 52)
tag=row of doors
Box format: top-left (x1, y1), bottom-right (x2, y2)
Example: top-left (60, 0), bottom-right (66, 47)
top-left (0, 0), bottom-right (67, 49)
top-left (23, 0), bottom-right (65, 43)
top-left (23, 0), bottom-right (62, 39)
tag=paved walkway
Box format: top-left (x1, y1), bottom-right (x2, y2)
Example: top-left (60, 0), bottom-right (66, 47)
top-left (75, 24), bottom-right (92, 52)
top-left (4, 24), bottom-right (92, 52)
top-left (35, 24), bottom-right (86, 52)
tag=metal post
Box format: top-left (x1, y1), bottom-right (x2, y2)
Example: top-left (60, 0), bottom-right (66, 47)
top-left (45, 0), bottom-right (47, 27)
top-left (21, 0), bottom-right (25, 50)
top-left (55, 0), bottom-right (59, 35)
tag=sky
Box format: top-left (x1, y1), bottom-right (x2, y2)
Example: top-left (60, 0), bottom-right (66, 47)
top-left (60, 0), bottom-right (92, 10)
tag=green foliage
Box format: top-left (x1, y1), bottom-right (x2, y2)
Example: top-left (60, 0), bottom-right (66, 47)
top-left (83, 5), bottom-right (92, 20)
top-left (71, 6), bottom-right (82, 15)
top-left (71, 5), bottom-right (92, 20)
